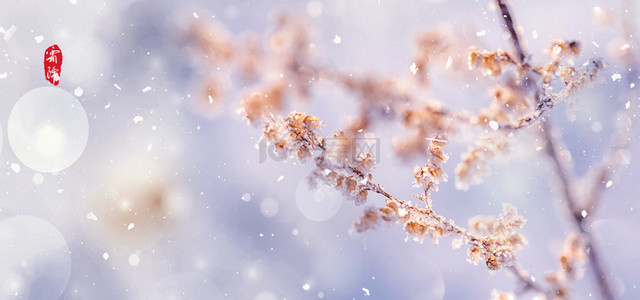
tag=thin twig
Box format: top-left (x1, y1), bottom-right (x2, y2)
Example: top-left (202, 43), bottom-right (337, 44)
top-left (502, 90), bottom-right (554, 131)
top-left (494, 0), bottom-right (616, 299)
top-left (509, 265), bottom-right (548, 296)
top-left (541, 98), bottom-right (615, 300)
top-left (495, 0), bottom-right (526, 63)
top-left (541, 125), bottom-right (582, 224)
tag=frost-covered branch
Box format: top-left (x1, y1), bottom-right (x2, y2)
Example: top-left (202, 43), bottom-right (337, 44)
top-left (248, 110), bottom-right (530, 275)
top-left (493, 1), bottom-right (616, 299)
top-left (495, 0), bottom-right (526, 64)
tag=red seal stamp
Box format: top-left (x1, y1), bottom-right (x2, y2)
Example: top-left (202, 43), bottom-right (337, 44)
top-left (44, 45), bottom-right (63, 86)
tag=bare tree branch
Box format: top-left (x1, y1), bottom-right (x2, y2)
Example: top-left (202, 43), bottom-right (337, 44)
top-left (495, 0), bottom-right (526, 63)
top-left (495, 0), bottom-right (617, 298)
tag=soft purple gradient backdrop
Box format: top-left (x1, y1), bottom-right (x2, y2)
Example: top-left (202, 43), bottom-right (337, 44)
top-left (0, 0), bottom-right (638, 299)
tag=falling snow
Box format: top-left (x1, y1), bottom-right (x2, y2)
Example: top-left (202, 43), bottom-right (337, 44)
top-left (0, 25), bottom-right (17, 41)
top-left (612, 73), bottom-right (622, 81)
top-left (133, 115), bottom-right (144, 124)
top-left (489, 120), bottom-right (499, 131)
top-left (410, 63), bottom-right (418, 75)
top-left (333, 34), bottom-right (341, 44)
top-left (86, 212), bottom-right (98, 221)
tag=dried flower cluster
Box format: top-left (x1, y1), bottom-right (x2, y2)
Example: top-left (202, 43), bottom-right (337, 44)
top-left (412, 134), bottom-right (449, 193)
top-left (468, 48), bottom-right (517, 76)
top-left (455, 135), bottom-right (507, 190)
top-left (491, 289), bottom-right (516, 300)
top-left (393, 103), bottom-right (464, 158)
top-left (540, 40), bottom-right (581, 83)
top-left (479, 82), bottom-right (532, 125)
top-left (464, 203), bottom-right (526, 270)
top-left (252, 110), bottom-right (528, 273)
top-left (545, 234), bottom-right (588, 298)
top-left (412, 29), bottom-right (447, 84)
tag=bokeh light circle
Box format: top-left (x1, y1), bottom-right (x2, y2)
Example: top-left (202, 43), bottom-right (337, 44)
top-left (295, 180), bottom-right (343, 222)
top-left (0, 216), bottom-right (71, 299)
top-left (8, 86), bottom-right (89, 173)
top-left (260, 197), bottom-right (279, 218)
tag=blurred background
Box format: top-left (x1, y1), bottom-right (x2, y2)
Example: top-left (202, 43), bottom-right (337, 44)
top-left (0, 0), bottom-right (638, 299)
